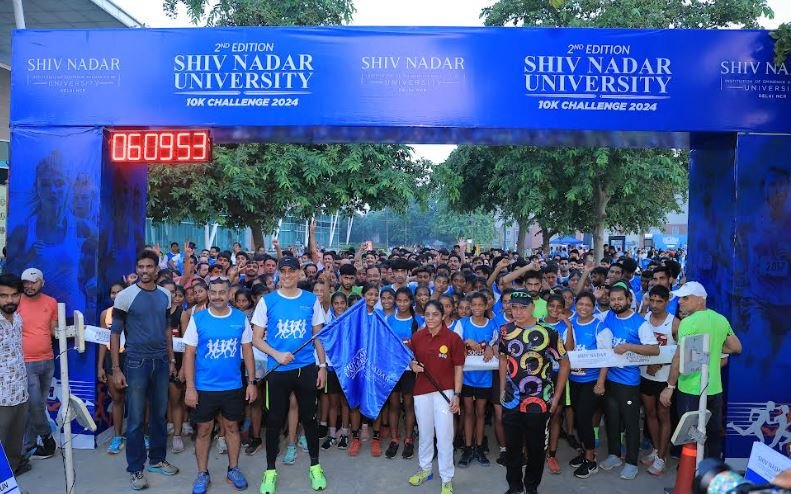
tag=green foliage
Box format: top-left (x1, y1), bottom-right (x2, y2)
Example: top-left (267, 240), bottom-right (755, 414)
top-left (148, 144), bottom-right (430, 246)
top-left (483, 0), bottom-right (772, 29)
top-left (771, 24), bottom-right (791, 67)
top-left (163, 0), bottom-right (355, 26)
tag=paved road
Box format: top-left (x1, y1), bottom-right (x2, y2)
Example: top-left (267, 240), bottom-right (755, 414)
top-left (17, 434), bottom-right (679, 493)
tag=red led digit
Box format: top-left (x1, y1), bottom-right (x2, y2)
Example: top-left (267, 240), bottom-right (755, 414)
top-left (193, 131), bottom-right (208, 161)
top-left (176, 132), bottom-right (191, 161)
top-left (111, 133), bottom-right (127, 162)
top-left (143, 132), bottom-right (159, 161)
top-left (159, 132), bottom-right (174, 162)
top-left (127, 132), bottom-right (142, 161)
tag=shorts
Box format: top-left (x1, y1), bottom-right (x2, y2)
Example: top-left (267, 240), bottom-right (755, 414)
top-left (393, 371), bottom-right (416, 394)
top-left (640, 377), bottom-right (667, 397)
top-left (326, 370), bottom-right (342, 395)
top-left (491, 371), bottom-right (501, 403)
top-left (103, 351), bottom-right (126, 376)
top-left (461, 385), bottom-right (490, 400)
top-left (192, 388), bottom-right (245, 423)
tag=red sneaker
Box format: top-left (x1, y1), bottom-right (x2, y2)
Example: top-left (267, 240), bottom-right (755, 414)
top-left (371, 438), bottom-right (382, 457)
top-left (348, 437), bottom-right (362, 457)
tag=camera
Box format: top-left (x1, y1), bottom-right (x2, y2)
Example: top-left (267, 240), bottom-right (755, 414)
top-left (694, 458), bottom-right (791, 494)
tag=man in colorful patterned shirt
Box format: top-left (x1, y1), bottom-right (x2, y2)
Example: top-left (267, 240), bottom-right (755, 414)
top-left (498, 290), bottom-right (569, 494)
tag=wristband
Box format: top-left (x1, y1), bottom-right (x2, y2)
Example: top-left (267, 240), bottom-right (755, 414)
top-left (170, 359), bottom-right (177, 364)
top-left (248, 380), bottom-right (257, 386)
top-left (666, 383), bottom-right (676, 390)
top-left (318, 363), bottom-right (328, 368)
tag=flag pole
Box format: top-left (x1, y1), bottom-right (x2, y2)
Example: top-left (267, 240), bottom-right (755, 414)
top-left (414, 362), bottom-right (451, 404)
top-left (259, 331), bottom-right (323, 380)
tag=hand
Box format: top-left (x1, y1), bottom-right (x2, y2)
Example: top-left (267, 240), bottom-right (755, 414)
top-left (246, 384), bottom-right (258, 403)
top-left (309, 219), bottom-right (316, 233)
top-left (594, 286), bottom-right (605, 300)
top-left (466, 339), bottom-right (482, 352)
top-left (169, 362), bottom-right (177, 377)
top-left (272, 239), bottom-right (280, 249)
top-left (497, 258), bottom-right (510, 270)
top-left (178, 366), bottom-right (186, 383)
top-left (593, 382), bottom-right (605, 396)
top-left (98, 367), bottom-right (107, 384)
top-left (276, 351), bottom-right (295, 366)
top-left (316, 367), bottom-right (327, 389)
top-left (646, 364), bottom-right (662, 376)
top-left (410, 360), bottom-right (424, 373)
top-left (114, 370), bottom-right (127, 388)
top-left (483, 346), bottom-right (494, 362)
top-left (659, 387), bottom-right (674, 407)
top-left (613, 344), bottom-right (630, 355)
top-left (549, 396), bottom-right (561, 415)
top-left (449, 395), bottom-right (460, 414)
top-left (185, 387), bottom-right (198, 408)
top-left (153, 243), bottom-right (162, 257)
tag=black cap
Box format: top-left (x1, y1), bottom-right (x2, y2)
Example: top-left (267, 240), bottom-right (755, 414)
top-left (278, 256), bottom-right (300, 271)
top-left (510, 290), bottom-right (534, 306)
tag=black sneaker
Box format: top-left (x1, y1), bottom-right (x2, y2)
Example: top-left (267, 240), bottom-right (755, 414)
top-left (321, 436), bottom-right (337, 451)
top-left (476, 447), bottom-right (491, 467)
top-left (318, 423), bottom-right (328, 439)
top-left (504, 488), bottom-right (524, 494)
top-left (458, 447), bottom-right (474, 468)
top-left (30, 441), bottom-right (55, 460)
top-left (453, 434), bottom-right (464, 451)
top-left (574, 459), bottom-right (599, 479)
top-left (337, 435), bottom-right (349, 450)
top-left (402, 440), bottom-right (415, 459)
top-left (569, 453), bottom-right (586, 469)
top-left (480, 435), bottom-right (489, 454)
top-left (496, 450), bottom-right (507, 466)
top-left (525, 488), bottom-right (538, 494)
top-left (245, 437), bottom-right (262, 456)
top-left (14, 457), bottom-right (32, 476)
top-left (384, 440), bottom-right (399, 459)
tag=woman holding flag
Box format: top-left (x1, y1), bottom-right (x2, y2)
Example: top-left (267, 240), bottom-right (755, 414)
top-left (407, 300), bottom-right (465, 494)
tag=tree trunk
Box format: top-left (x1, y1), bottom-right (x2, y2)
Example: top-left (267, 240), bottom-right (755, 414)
top-left (516, 216), bottom-right (530, 255)
top-left (249, 225), bottom-right (265, 252)
top-left (539, 223), bottom-right (553, 255)
top-left (591, 181), bottom-right (611, 262)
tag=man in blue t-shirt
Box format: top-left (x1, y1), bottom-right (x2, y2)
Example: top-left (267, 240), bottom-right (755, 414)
top-left (252, 256), bottom-right (328, 494)
top-left (593, 282), bottom-right (659, 480)
top-left (183, 278), bottom-right (256, 494)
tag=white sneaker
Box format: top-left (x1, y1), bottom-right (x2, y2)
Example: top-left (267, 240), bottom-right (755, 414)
top-left (167, 423), bottom-right (174, 436)
top-left (216, 436), bottom-right (228, 455)
top-left (648, 457), bottom-right (666, 476)
top-left (619, 463), bottom-right (639, 480)
top-left (640, 449), bottom-right (657, 466)
top-left (600, 454), bottom-right (623, 471)
top-left (182, 423), bottom-right (193, 436)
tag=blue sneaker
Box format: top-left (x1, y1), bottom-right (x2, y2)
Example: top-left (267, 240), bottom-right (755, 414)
top-left (107, 436), bottom-right (125, 455)
top-left (298, 434), bottom-right (309, 453)
top-left (192, 471), bottom-right (210, 494)
top-left (283, 444), bottom-right (297, 465)
top-left (226, 467), bottom-right (248, 491)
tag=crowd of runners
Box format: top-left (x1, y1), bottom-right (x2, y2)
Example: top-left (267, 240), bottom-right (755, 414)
top-left (0, 220), bottom-right (741, 494)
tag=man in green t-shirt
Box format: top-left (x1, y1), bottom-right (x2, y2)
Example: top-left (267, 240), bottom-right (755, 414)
top-left (660, 282), bottom-right (742, 459)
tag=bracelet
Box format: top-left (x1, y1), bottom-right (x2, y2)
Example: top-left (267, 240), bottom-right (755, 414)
top-left (666, 383), bottom-right (676, 390)
top-left (318, 363), bottom-right (328, 368)
top-left (248, 380), bottom-right (257, 386)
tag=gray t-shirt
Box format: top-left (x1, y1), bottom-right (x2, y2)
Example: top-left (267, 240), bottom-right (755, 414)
top-left (111, 284), bottom-right (171, 359)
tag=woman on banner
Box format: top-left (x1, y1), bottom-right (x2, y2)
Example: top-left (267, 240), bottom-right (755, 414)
top-left (407, 300), bottom-right (465, 494)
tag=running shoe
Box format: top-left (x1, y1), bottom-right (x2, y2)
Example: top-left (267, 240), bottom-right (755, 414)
top-left (192, 471), bottom-right (210, 494)
top-left (648, 457), bottom-right (666, 476)
top-left (107, 436), bottom-right (125, 455)
top-left (259, 469), bottom-right (277, 494)
top-left (246, 437), bottom-right (263, 456)
top-left (370, 438), bottom-right (382, 457)
top-left (309, 464), bottom-right (327, 491)
top-left (441, 480), bottom-right (454, 494)
top-left (641, 449), bottom-right (658, 466)
top-left (385, 440), bottom-right (399, 459)
top-left (402, 439), bottom-right (414, 459)
top-left (620, 463), bottom-right (639, 480)
top-left (147, 460), bottom-right (179, 476)
top-left (298, 434), bottom-right (309, 453)
top-left (321, 436), bottom-right (337, 451)
top-left (569, 453), bottom-right (586, 469)
top-left (496, 450), bottom-right (507, 466)
top-left (574, 459), bottom-right (599, 479)
top-left (457, 447), bottom-right (473, 468)
top-left (408, 469), bottom-right (433, 486)
top-left (477, 447), bottom-right (491, 467)
top-left (283, 444), bottom-right (298, 465)
top-left (217, 436), bottom-right (228, 455)
top-left (348, 437), bottom-right (361, 456)
top-left (130, 471), bottom-right (148, 491)
top-left (172, 436), bottom-right (185, 454)
top-left (599, 454), bottom-right (623, 471)
top-left (318, 423), bottom-right (328, 439)
top-left (547, 456), bottom-right (561, 474)
top-left (227, 467), bottom-right (248, 491)
top-left (337, 435), bottom-right (349, 450)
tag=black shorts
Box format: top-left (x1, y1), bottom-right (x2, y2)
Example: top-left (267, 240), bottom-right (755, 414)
top-left (490, 371), bottom-right (501, 403)
top-left (326, 370), bottom-right (342, 395)
top-left (393, 371), bottom-right (416, 394)
top-left (461, 385), bottom-right (490, 400)
top-left (640, 377), bottom-right (667, 397)
top-left (103, 352), bottom-right (126, 376)
top-left (192, 388), bottom-right (245, 423)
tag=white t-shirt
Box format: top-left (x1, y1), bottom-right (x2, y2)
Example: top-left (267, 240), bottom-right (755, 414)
top-left (639, 311), bottom-right (675, 382)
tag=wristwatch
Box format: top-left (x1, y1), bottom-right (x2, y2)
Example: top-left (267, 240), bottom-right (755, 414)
top-left (318, 363), bottom-right (328, 369)
top-left (666, 383), bottom-right (676, 390)
top-left (248, 380), bottom-right (257, 386)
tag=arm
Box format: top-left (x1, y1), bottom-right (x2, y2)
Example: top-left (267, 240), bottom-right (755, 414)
top-left (110, 305), bottom-right (127, 388)
top-left (722, 334), bottom-right (742, 355)
top-left (501, 263), bottom-right (531, 285)
top-left (273, 239), bottom-right (283, 260)
top-left (183, 344), bottom-right (198, 407)
top-left (451, 364), bottom-right (462, 413)
top-left (551, 358), bottom-right (570, 414)
top-left (166, 312), bottom-right (176, 376)
top-left (594, 367), bottom-right (608, 395)
top-left (308, 220), bottom-right (322, 265)
top-left (252, 324), bottom-right (292, 364)
top-left (659, 348), bottom-right (680, 407)
top-left (498, 352), bottom-right (507, 403)
top-left (487, 259), bottom-right (510, 288)
top-left (313, 323), bottom-right (328, 389)
top-left (242, 342), bottom-right (258, 403)
top-left (614, 342), bottom-right (660, 356)
top-left (575, 267), bottom-right (593, 296)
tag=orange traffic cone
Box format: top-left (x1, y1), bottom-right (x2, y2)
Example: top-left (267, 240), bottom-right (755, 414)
top-left (667, 443), bottom-right (697, 494)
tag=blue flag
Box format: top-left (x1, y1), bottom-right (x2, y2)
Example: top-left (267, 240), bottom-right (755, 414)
top-left (318, 301), bottom-right (414, 419)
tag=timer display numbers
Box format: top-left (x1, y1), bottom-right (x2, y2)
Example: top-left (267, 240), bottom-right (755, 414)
top-left (108, 129), bottom-right (212, 163)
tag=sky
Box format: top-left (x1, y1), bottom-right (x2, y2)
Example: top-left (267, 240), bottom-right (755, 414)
top-left (113, 0), bottom-right (791, 163)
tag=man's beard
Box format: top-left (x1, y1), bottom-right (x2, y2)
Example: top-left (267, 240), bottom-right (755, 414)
top-left (1, 303), bottom-right (18, 315)
top-left (611, 304), bottom-right (629, 315)
top-left (24, 288), bottom-right (41, 297)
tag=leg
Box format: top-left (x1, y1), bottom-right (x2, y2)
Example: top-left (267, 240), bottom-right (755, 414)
top-left (413, 393), bottom-right (436, 473)
top-left (124, 358), bottom-right (150, 473)
top-left (641, 392), bottom-right (660, 455)
top-left (548, 406), bottom-right (561, 455)
top-left (462, 397), bottom-right (475, 447)
top-left (571, 381), bottom-right (597, 460)
top-left (23, 361), bottom-right (50, 453)
top-left (474, 398), bottom-right (488, 447)
top-left (223, 415), bottom-right (242, 469)
top-left (109, 379), bottom-right (126, 437)
top-left (433, 391), bottom-right (455, 483)
top-left (147, 358), bottom-right (170, 465)
top-left (287, 393), bottom-right (298, 444)
top-left (327, 393), bottom-right (339, 435)
top-left (293, 365), bottom-right (320, 465)
top-left (705, 394), bottom-right (724, 459)
top-left (250, 383), bottom-right (264, 440)
top-left (404, 393), bottom-right (416, 439)
top-left (388, 391), bottom-right (401, 441)
top-left (0, 402), bottom-right (29, 471)
top-left (604, 381), bottom-right (622, 459)
top-left (340, 394), bottom-right (350, 435)
top-left (493, 404), bottom-right (505, 449)
top-left (502, 409), bottom-right (526, 490)
top-left (523, 413), bottom-right (550, 491)
top-left (657, 397), bottom-right (672, 459)
top-left (194, 422), bottom-right (213, 472)
top-left (621, 384), bottom-right (641, 466)
top-left (168, 382), bottom-right (184, 445)
top-left (265, 371), bottom-right (293, 470)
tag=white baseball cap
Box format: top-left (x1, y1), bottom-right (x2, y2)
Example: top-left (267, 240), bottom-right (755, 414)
top-left (672, 281), bottom-right (707, 299)
top-left (21, 268), bottom-right (44, 282)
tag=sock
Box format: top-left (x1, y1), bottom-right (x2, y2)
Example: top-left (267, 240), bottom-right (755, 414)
top-left (329, 427), bottom-right (336, 438)
top-left (320, 421), bottom-right (327, 427)
top-left (594, 427), bottom-right (600, 440)
top-left (340, 427), bottom-right (349, 436)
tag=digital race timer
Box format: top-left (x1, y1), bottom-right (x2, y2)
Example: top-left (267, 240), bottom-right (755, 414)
top-left (108, 129), bottom-right (212, 163)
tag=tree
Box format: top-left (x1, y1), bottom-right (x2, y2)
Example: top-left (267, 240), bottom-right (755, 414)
top-left (148, 143), bottom-right (429, 249)
top-left (478, 0), bottom-right (770, 259)
top-left (153, 0), bottom-right (428, 248)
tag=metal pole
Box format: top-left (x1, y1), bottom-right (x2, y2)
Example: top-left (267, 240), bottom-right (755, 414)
top-left (695, 333), bottom-right (710, 469)
top-left (57, 303), bottom-right (75, 492)
top-left (13, 0), bottom-right (25, 29)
